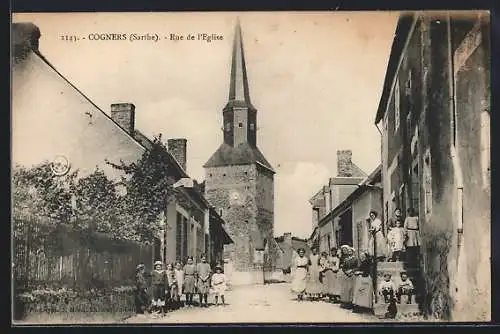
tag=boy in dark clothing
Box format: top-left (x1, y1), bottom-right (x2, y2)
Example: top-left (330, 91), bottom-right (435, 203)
top-left (134, 264), bottom-right (150, 314)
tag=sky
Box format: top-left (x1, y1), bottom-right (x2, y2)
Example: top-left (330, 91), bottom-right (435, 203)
top-left (13, 11), bottom-right (399, 239)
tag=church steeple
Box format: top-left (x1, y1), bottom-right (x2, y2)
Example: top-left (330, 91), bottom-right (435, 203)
top-left (228, 17), bottom-right (252, 106)
top-left (222, 18), bottom-right (257, 148)
top-left (203, 18), bottom-right (274, 173)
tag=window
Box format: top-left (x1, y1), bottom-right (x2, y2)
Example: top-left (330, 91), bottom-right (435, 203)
top-left (219, 208), bottom-right (223, 216)
top-left (406, 69), bottom-right (412, 95)
top-left (225, 123), bottom-right (231, 131)
top-left (182, 216), bottom-right (188, 260)
top-left (399, 184), bottom-right (406, 214)
top-left (250, 123), bottom-right (255, 130)
top-left (411, 160), bottom-right (419, 214)
top-left (423, 149), bottom-right (432, 216)
top-left (238, 122), bottom-right (243, 128)
top-left (395, 78), bottom-right (401, 133)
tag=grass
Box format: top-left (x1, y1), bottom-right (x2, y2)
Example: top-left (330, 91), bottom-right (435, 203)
top-left (13, 312), bottom-right (133, 324)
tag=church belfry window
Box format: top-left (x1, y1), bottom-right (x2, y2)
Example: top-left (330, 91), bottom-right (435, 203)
top-left (250, 123), bottom-right (255, 130)
top-left (238, 122), bottom-right (243, 128)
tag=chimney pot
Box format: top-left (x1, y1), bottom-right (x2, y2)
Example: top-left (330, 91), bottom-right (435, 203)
top-left (168, 138), bottom-right (187, 171)
top-left (111, 103), bottom-right (136, 134)
top-left (337, 150), bottom-right (353, 177)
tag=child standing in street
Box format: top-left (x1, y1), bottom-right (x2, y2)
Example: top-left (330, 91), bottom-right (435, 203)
top-left (165, 263), bottom-right (177, 311)
top-left (196, 254), bottom-right (212, 307)
top-left (183, 257), bottom-right (196, 307)
top-left (211, 264), bottom-right (227, 306)
top-left (134, 263), bottom-right (150, 315)
top-left (151, 261), bottom-right (168, 316)
top-left (174, 261), bottom-right (185, 308)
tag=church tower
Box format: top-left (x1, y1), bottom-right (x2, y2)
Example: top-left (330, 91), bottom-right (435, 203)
top-left (203, 19), bottom-right (276, 285)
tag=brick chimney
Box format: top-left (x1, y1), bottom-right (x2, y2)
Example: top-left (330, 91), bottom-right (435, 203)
top-left (12, 22), bottom-right (41, 63)
top-left (337, 150), bottom-right (353, 177)
top-left (111, 103), bottom-right (135, 134)
top-left (167, 138), bottom-right (187, 171)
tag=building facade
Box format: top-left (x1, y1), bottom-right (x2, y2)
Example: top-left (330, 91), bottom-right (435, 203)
top-left (308, 150), bottom-right (367, 253)
top-left (375, 12), bottom-right (490, 320)
top-left (12, 22), bottom-right (231, 269)
top-left (203, 20), bottom-right (278, 285)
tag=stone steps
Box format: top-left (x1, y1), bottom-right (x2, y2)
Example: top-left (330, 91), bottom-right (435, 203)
top-left (373, 302), bottom-right (420, 318)
top-left (374, 261), bottom-right (422, 317)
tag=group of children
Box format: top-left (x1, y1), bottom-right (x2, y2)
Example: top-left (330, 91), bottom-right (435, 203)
top-left (134, 254), bottom-right (228, 316)
top-left (386, 207), bottom-right (421, 263)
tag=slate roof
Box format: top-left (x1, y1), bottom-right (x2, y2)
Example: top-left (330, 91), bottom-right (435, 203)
top-left (203, 142), bottom-right (275, 173)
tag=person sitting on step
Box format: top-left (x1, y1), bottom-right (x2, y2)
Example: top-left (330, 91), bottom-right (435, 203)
top-left (378, 273), bottom-right (396, 304)
top-left (396, 272), bottom-right (414, 304)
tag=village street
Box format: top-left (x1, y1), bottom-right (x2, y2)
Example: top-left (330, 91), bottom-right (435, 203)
top-left (124, 283), bottom-right (376, 324)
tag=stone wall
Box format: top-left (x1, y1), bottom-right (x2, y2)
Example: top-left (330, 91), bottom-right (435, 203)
top-left (205, 164), bottom-right (257, 273)
top-left (380, 14), bottom-right (491, 320)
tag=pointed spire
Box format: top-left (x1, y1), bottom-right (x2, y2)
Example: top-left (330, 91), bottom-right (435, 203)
top-left (228, 17), bottom-right (251, 105)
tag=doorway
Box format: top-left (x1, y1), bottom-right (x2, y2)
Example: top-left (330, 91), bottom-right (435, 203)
top-left (339, 209), bottom-right (353, 247)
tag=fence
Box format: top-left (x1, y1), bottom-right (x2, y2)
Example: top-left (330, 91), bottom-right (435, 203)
top-left (12, 213), bottom-right (153, 318)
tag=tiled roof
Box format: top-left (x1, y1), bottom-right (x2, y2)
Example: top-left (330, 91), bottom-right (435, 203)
top-left (203, 142), bottom-right (274, 173)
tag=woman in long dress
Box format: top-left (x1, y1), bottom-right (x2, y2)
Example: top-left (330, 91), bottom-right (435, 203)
top-left (325, 247), bottom-right (341, 302)
top-left (352, 251), bottom-right (375, 311)
top-left (338, 245), bottom-right (359, 308)
top-left (319, 252), bottom-right (329, 297)
top-left (291, 248), bottom-right (308, 301)
top-left (368, 210), bottom-right (388, 261)
top-left (306, 247), bottom-right (323, 300)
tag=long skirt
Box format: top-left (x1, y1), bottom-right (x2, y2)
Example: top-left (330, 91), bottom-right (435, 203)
top-left (306, 271), bottom-right (323, 295)
top-left (352, 275), bottom-right (374, 309)
top-left (197, 278), bottom-right (210, 294)
top-left (339, 271), bottom-right (356, 304)
top-left (369, 231), bottom-right (388, 258)
top-left (322, 269), bottom-right (341, 296)
top-left (151, 284), bottom-right (166, 306)
top-left (291, 267), bottom-right (307, 293)
top-left (406, 230), bottom-right (421, 247)
top-left (183, 275), bottom-right (196, 294)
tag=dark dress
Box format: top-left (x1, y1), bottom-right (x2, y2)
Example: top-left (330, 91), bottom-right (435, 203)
top-left (352, 256), bottom-right (375, 309)
top-left (339, 255), bottom-right (359, 304)
top-left (151, 270), bottom-right (168, 306)
top-left (134, 271), bottom-right (150, 313)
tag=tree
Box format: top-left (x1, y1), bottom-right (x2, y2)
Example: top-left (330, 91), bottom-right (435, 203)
top-left (107, 134), bottom-right (175, 242)
top-left (12, 134), bottom-right (175, 243)
top-left (12, 162), bottom-right (77, 222)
